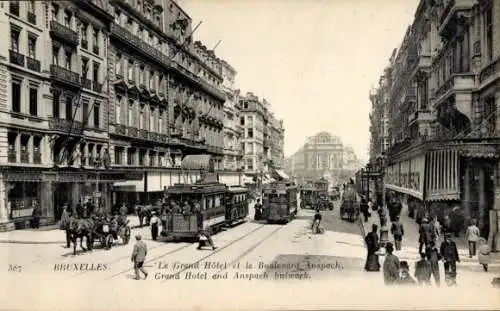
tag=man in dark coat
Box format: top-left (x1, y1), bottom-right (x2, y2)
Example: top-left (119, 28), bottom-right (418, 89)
top-left (364, 224), bottom-right (380, 272)
top-left (360, 197), bottom-right (369, 222)
top-left (414, 252), bottom-right (431, 286)
top-left (425, 241), bottom-right (441, 286)
top-left (383, 242), bottom-right (400, 285)
top-left (419, 218), bottom-right (435, 254)
top-left (390, 216), bottom-right (404, 251)
top-left (440, 232), bottom-right (460, 286)
top-left (60, 205), bottom-right (72, 248)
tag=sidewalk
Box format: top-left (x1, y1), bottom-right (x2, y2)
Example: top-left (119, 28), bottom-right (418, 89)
top-left (0, 216), bottom-right (143, 244)
top-left (359, 204), bottom-right (500, 267)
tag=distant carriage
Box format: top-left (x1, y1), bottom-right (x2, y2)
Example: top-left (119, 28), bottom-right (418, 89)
top-left (340, 183), bottom-right (359, 222)
top-left (300, 182), bottom-right (317, 209)
top-left (263, 181), bottom-right (298, 224)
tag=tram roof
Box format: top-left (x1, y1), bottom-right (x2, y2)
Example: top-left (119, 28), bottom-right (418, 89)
top-left (227, 186), bottom-right (249, 193)
top-left (166, 182), bottom-right (228, 194)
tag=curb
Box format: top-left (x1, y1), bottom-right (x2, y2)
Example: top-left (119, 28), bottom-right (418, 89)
top-left (0, 240), bottom-right (63, 245)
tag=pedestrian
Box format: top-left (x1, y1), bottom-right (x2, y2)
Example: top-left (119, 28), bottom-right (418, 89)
top-left (414, 252), bottom-right (431, 286)
top-left (150, 211), bottom-right (159, 241)
top-left (418, 218), bottom-right (435, 255)
top-left (440, 232), bottom-right (460, 286)
top-left (416, 205), bottom-right (425, 226)
top-left (466, 218), bottom-right (480, 258)
top-left (131, 235), bottom-right (148, 280)
top-left (312, 208), bottom-right (322, 233)
top-left (254, 199), bottom-right (263, 220)
top-left (383, 242), bottom-right (400, 285)
top-left (399, 261), bottom-right (417, 285)
top-left (390, 216), bottom-right (404, 251)
top-left (195, 207), bottom-right (217, 250)
top-left (477, 237), bottom-right (491, 272)
top-left (443, 215), bottom-right (452, 234)
top-left (30, 200), bottom-right (41, 229)
top-left (432, 216), bottom-right (441, 243)
top-left (378, 206), bottom-right (387, 228)
top-left (120, 203), bottom-right (128, 216)
top-left (364, 224), bottom-right (380, 272)
top-left (360, 197), bottom-right (369, 222)
top-left (60, 204), bottom-right (72, 248)
top-left (425, 241), bottom-right (441, 286)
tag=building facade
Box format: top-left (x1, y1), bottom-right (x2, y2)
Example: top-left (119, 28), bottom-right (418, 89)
top-left (0, 0), bottom-right (245, 231)
top-left (369, 0), bottom-right (500, 249)
top-left (0, 0), bottom-right (138, 230)
top-left (220, 60), bottom-right (243, 171)
top-left (286, 132), bottom-right (361, 184)
top-left (238, 92), bottom-right (285, 179)
top-left (108, 0), bottom-right (230, 203)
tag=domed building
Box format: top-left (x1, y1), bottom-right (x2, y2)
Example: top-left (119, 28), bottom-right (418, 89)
top-left (285, 132), bottom-right (362, 184)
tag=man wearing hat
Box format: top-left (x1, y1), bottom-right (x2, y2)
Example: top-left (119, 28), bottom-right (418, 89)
top-left (440, 232), bottom-right (459, 286)
top-left (383, 242), bottom-right (400, 285)
top-left (399, 261), bottom-right (417, 285)
top-left (150, 211), bottom-right (159, 241)
top-left (131, 235), bottom-right (148, 280)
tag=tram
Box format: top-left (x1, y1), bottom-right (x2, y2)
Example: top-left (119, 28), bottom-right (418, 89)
top-left (225, 186), bottom-right (249, 226)
top-left (300, 181), bottom-right (317, 209)
top-left (160, 155), bottom-right (242, 240)
top-left (263, 181), bottom-right (298, 224)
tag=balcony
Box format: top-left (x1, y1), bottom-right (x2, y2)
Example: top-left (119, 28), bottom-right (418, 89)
top-left (93, 82), bottom-right (102, 93)
top-left (82, 78), bottom-right (92, 89)
top-left (127, 126), bottom-right (138, 138)
top-left (26, 57), bottom-right (41, 72)
top-left (9, 50), bottom-right (25, 67)
top-left (110, 24), bottom-right (171, 72)
top-left (408, 110), bottom-right (432, 126)
top-left (479, 57), bottom-right (500, 86)
top-left (138, 129), bottom-right (149, 140)
top-left (27, 12), bottom-right (36, 25)
top-left (434, 72), bottom-right (475, 102)
top-left (50, 65), bottom-right (81, 88)
top-left (113, 124), bottom-right (127, 135)
top-left (48, 118), bottom-right (84, 133)
top-left (33, 152), bottom-right (41, 164)
top-left (50, 21), bottom-right (79, 47)
top-left (438, 0), bottom-right (475, 36)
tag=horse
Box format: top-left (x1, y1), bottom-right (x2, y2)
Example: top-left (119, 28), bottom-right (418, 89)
top-left (68, 217), bottom-right (95, 255)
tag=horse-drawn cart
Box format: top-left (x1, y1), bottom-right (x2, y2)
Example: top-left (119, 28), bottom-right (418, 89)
top-left (91, 216), bottom-right (131, 250)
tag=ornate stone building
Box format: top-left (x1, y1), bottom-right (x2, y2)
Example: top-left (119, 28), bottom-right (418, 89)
top-left (369, 0), bottom-right (500, 249)
top-left (286, 132), bottom-right (361, 184)
top-left (220, 60), bottom-right (243, 171)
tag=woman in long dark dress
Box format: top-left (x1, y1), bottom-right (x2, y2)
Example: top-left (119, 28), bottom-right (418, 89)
top-left (364, 224), bottom-right (381, 271)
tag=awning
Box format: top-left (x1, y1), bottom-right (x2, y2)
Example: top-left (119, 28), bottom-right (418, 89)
top-left (272, 169), bottom-right (290, 181)
top-left (181, 154), bottom-right (214, 171)
top-left (113, 179), bottom-right (145, 192)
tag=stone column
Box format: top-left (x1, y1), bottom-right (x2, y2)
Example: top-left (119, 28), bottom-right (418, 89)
top-left (478, 166), bottom-right (486, 232)
top-left (463, 163), bottom-right (471, 218)
top-left (0, 178), bottom-right (9, 223)
top-left (40, 181), bottom-right (54, 218)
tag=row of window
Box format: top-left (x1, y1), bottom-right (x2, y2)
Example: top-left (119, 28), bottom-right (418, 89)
top-left (52, 42), bottom-right (102, 84)
top-left (10, 27), bottom-right (37, 59)
top-left (7, 132), bottom-right (42, 164)
top-left (114, 9), bottom-right (222, 87)
top-left (115, 95), bottom-right (165, 132)
top-left (52, 93), bottom-right (101, 129)
top-left (11, 80), bottom-right (38, 117)
top-left (113, 147), bottom-right (167, 166)
top-left (9, 1), bottom-right (37, 25)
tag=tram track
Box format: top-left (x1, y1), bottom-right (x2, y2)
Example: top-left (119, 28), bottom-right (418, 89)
top-left (161, 222), bottom-right (289, 282)
top-left (102, 222), bottom-right (270, 282)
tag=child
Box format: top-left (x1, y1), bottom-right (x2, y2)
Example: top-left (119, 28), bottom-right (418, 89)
top-left (414, 252), bottom-right (431, 285)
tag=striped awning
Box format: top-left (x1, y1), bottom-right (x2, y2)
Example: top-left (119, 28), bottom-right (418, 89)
top-left (180, 154), bottom-right (214, 171)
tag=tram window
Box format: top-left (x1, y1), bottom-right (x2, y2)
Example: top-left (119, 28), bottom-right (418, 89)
top-left (215, 196), bottom-right (220, 207)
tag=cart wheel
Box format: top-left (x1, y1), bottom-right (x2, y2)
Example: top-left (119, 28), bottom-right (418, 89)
top-left (123, 227), bottom-right (131, 244)
top-left (105, 234), bottom-right (114, 250)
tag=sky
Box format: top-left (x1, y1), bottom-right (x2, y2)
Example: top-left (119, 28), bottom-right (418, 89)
top-left (177, 0), bottom-right (419, 162)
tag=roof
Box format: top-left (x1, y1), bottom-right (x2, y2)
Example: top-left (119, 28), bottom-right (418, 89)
top-left (227, 186), bottom-right (248, 193)
top-left (166, 183), bottom-right (227, 194)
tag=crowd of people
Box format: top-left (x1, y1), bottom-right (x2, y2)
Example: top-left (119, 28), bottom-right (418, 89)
top-left (363, 194), bottom-right (492, 287)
